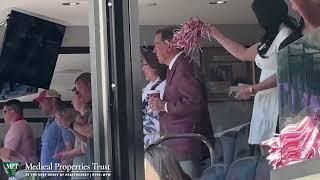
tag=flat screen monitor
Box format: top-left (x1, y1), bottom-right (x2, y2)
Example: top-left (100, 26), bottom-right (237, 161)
top-left (0, 10), bottom-right (66, 100)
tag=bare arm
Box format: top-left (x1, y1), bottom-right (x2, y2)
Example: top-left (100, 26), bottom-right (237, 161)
top-left (59, 112), bottom-right (93, 139)
top-left (253, 74), bottom-right (277, 92)
top-left (70, 129), bottom-right (88, 143)
top-left (63, 148), bottom-right (84, 160)
top-left (0, 148), bottom-right (14, 161)
top-left (64, 142), bottom-right (74, 151)
top-left (73, 120), bottom-right (93, 138)
top-left (209, 25), bottom-right (258, 61)
top-left (54, 147), bottom-right (84, 162)
top-left (236, 74), bottom-right (277, 100)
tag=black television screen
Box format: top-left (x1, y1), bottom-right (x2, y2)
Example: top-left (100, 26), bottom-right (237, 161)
top-left (0, 10), bottom-right (66, 90)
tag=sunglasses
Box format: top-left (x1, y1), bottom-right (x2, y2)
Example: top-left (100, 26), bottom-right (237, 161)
top-left (3, 109), bottom-right (13, 114)
top-left (72, 87), bottom-right (80, 95)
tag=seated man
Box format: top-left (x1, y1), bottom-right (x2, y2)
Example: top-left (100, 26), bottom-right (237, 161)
top-left (0, 99), bottom-right (37, 179)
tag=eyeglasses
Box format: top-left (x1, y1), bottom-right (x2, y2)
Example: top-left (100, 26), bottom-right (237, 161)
top-left (72, 87), bottom-right (80, 95)
top-left (3, 109), bottom-right (13, 114)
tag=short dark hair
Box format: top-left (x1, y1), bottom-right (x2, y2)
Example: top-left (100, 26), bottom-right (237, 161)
top-left (4, 99), bottom-right (23, 116)
top-left (75, 72), bottom-right (91, 85)
top-left (141, 49), bottom-right (168, 80)
top-left (155, 26), bottom-right (180, 42)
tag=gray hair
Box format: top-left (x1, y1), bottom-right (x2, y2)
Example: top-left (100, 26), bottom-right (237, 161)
top-left (75, 72), bottom-right (91, 85)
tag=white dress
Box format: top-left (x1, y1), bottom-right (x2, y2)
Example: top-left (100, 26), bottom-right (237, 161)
top-left (248, 25), bottom-right (292, 145)
top-left (142, 78), bottom-right (166, 147)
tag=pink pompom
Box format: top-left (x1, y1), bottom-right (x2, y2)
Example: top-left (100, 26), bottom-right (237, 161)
top-left (172, 17), bottom-right (211, 56)
top-left (262, 116), bottom-right (320, 169)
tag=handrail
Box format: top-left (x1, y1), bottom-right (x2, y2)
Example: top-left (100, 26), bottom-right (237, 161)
top-left (144, 133), bottom-right (215, 166)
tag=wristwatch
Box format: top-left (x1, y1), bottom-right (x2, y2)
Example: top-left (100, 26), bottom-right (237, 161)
top-left (249, 85), bottom-right (256, 95)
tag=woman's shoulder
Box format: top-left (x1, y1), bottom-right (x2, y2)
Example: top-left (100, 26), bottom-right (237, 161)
top-left (279, 25), bottom-right (293, 37)
top-left (159, 80), bottom-right (166, 86)
top-left (266, 25), bottom-right (293, 53)
top-left (275, 25), bottom-right (293, 45)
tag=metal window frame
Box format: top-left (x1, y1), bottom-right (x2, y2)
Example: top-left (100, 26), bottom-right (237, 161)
top-left (88, 0), bottom-right (143, 179)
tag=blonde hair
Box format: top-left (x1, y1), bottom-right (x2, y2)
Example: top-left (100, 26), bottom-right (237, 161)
top-left (144, 146), bottom-right (191, 180)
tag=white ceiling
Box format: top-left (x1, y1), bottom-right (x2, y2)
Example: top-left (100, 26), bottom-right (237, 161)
top-left (0, 0), bottom-right (88, 26)
top-left (0, 0), bottom-right (259, 26)
top-left (139, 0), bottom-right (257, 25)
top-left (16, 54), bottom-right (91, 102)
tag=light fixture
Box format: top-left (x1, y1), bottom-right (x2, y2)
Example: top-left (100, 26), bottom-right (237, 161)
top-left (209, 0), bottom-right (227, 5)
top-left (62, 2), bottom-right (80, 6)
top-left (108, 2), bottom-right (112, 7)
top-left (146, 2), bottom-right (157, 7)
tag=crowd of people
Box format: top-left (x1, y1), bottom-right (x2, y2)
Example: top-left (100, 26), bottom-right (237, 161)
top-left (0, 0), bottom-right (319, 179)
top-left (0, 73), bottom-right (93, 180)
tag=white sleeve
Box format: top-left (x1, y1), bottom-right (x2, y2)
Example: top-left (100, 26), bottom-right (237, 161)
top-left (275, 26), bottom-right (292, 51)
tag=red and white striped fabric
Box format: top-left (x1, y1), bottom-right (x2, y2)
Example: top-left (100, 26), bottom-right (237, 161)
top-left (172, 17), bottom-right (211, 56)
top-left (262, 114), bottom-right (320, 169)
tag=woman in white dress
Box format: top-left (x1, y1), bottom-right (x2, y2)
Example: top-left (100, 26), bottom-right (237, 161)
top-left (141, 48), bottom-right (167, 148)
top-left (209, 0), bottom-right (300, 151)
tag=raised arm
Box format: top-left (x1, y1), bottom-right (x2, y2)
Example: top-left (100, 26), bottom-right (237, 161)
top-left (73, 117), bottom-right (93, 138)
top-left (69, 129), bottom-right (88, 143)
top-left (0, 148), bottom-right (15, 161)
top-left (209, 25), bottom-right (259, 61)
top-left (53, 147), bottom-right (84, 162)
